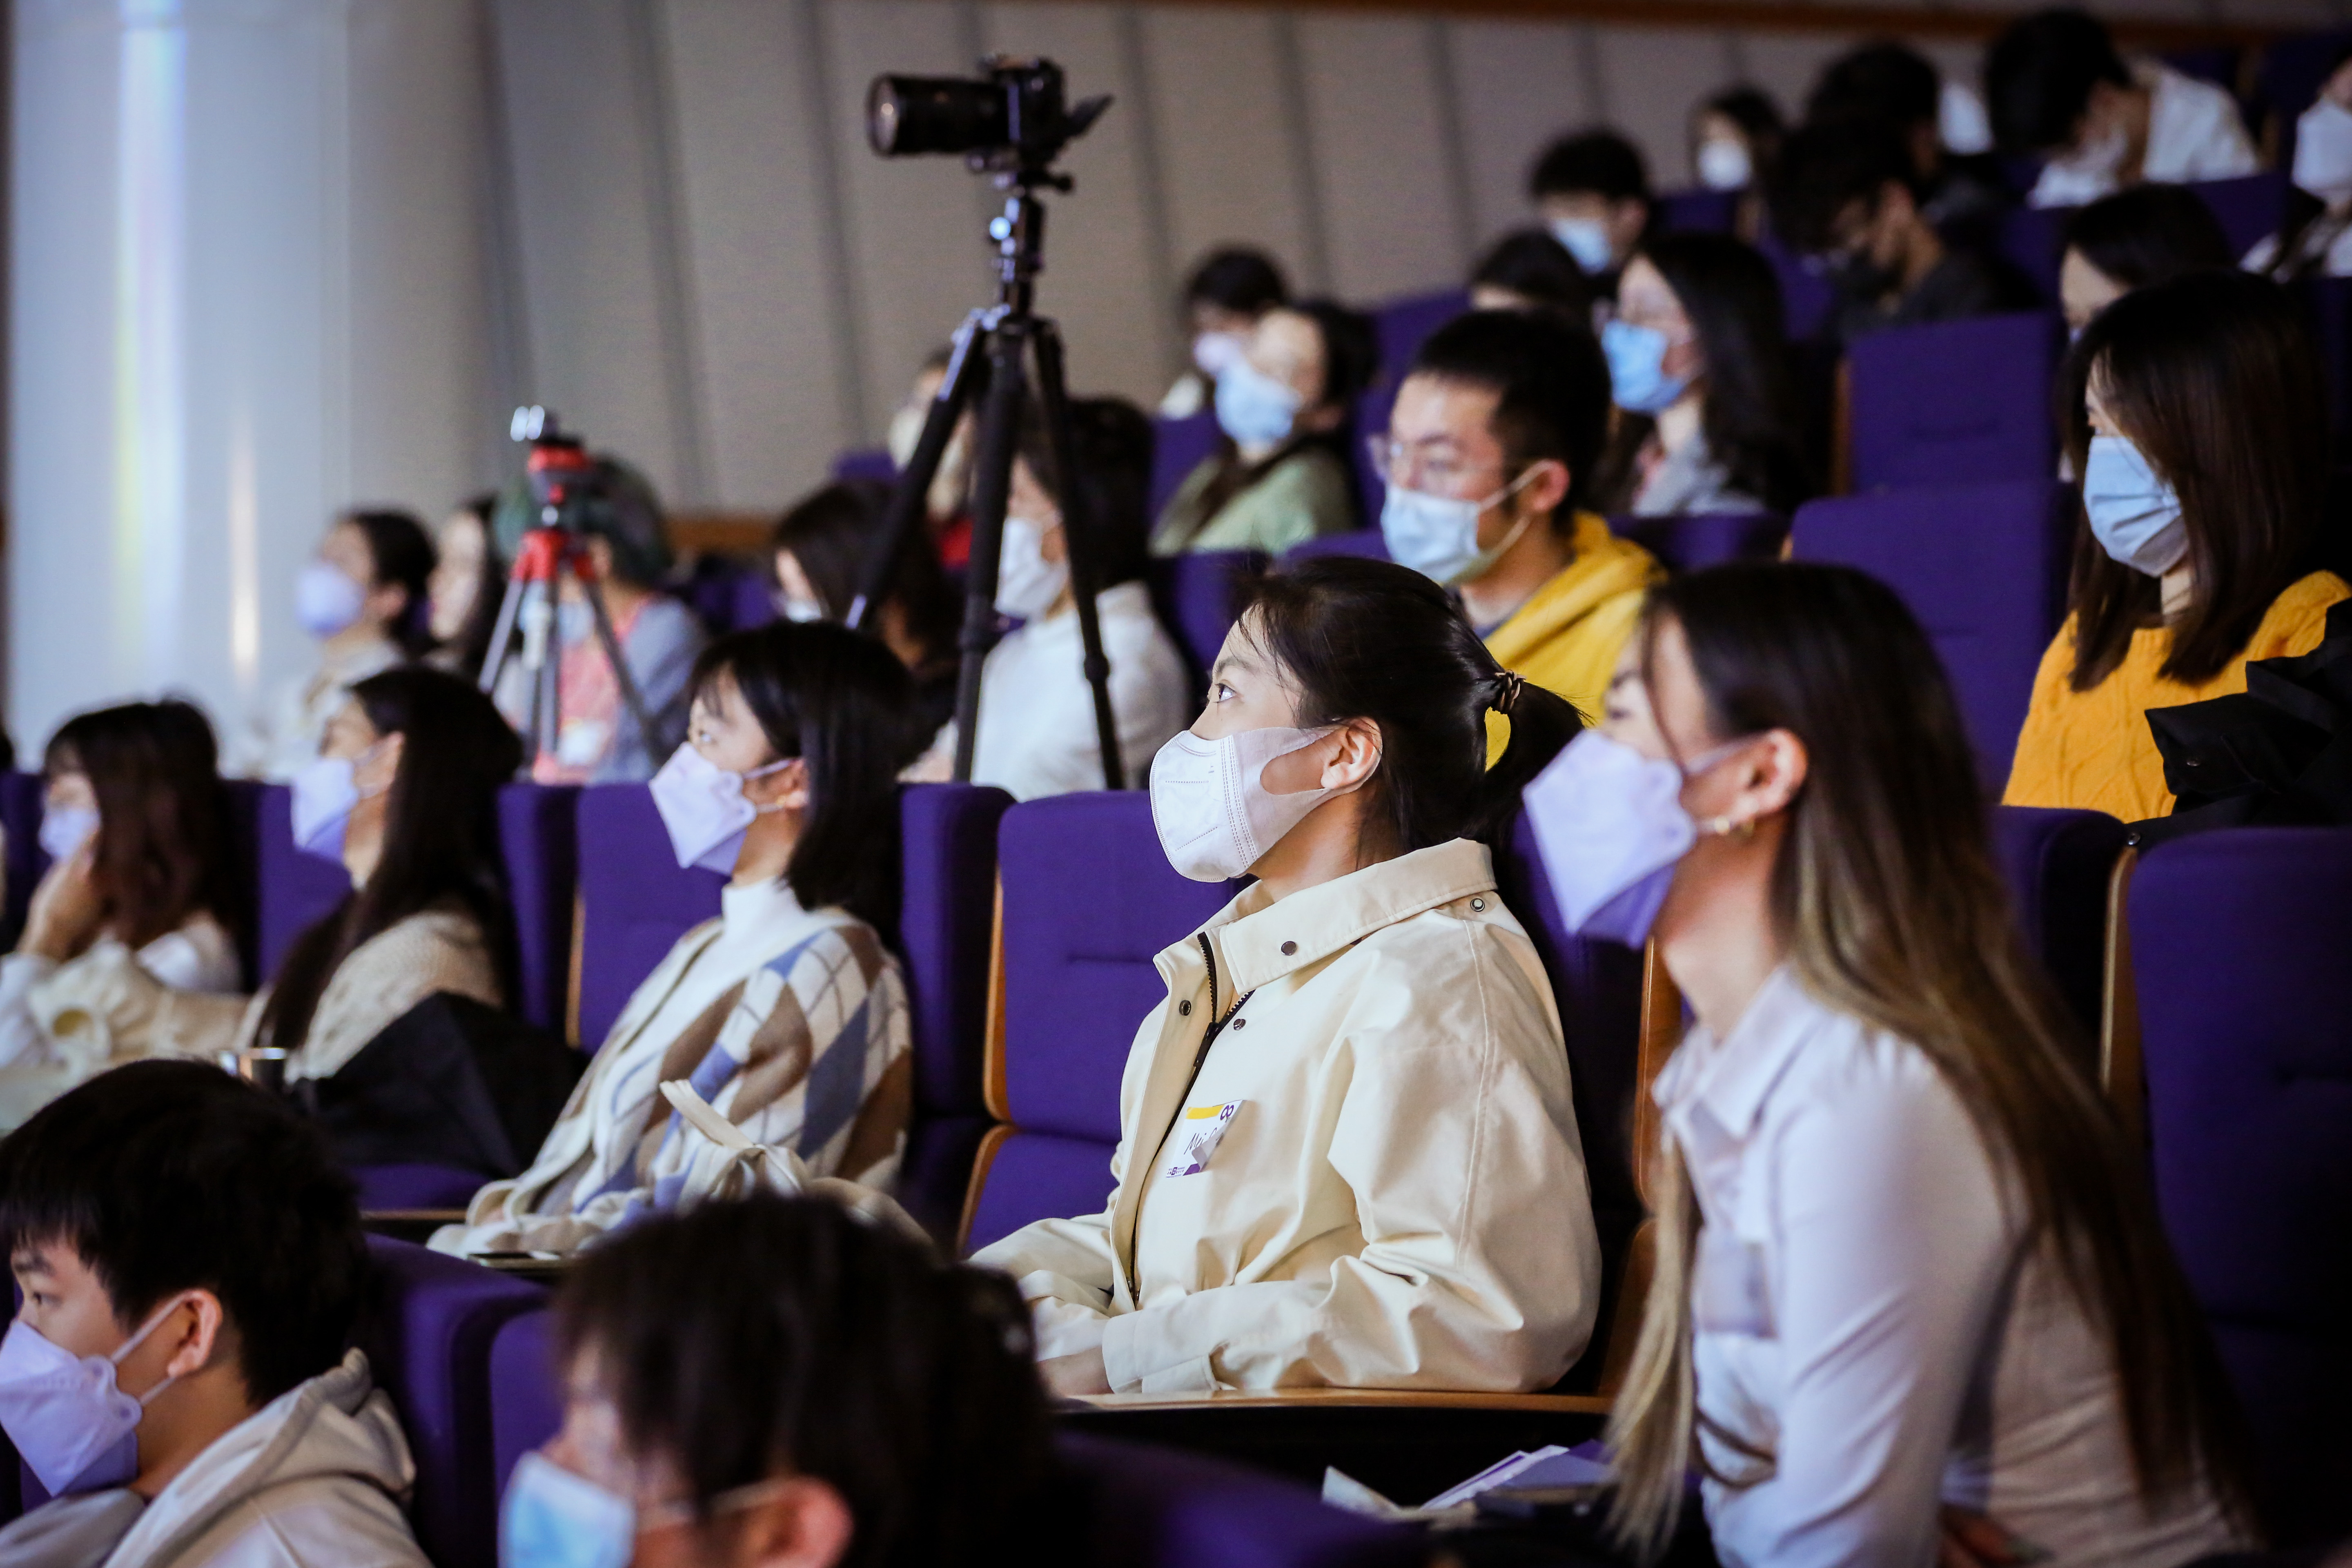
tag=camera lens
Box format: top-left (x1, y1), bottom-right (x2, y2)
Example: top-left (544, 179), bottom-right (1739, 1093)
top-left (867, 74), bottom-right (1009, 157)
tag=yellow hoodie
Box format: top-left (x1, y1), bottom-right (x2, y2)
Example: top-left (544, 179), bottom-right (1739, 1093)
top-left (1482, 512), bottom-right (1666, 723)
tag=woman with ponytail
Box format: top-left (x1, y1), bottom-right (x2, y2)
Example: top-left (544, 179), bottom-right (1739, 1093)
top-left (1526, 561), bottom-right (2247, 1565)
top-left (975, 555), bottom-right (1604, 1396)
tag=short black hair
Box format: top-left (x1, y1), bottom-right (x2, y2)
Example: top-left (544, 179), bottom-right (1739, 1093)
top-left (1529, 129), bottom-right (1651, 203)
top-left (1768, 113), bottom-right (1919, 256)
top-left (1017, 395), bottom-right (1158, 590)
top-left (0, 1061), bottom-right (365, 1405)
top-left (1182, 247), bottom-right (1288, 316)
top-left (556, 1196), bottom-right (1051, 1568)
top-left (1469, 229), bottom-right (1595, 316)
top-left (1408, 308), bottom-right (1610, 521)
top-left (2062, 185), bottom-right (2233, 292)
top-left (1986, 8), bottom-right (2129, 157)
top-left (1806, 40), bottom-right (1942, 130)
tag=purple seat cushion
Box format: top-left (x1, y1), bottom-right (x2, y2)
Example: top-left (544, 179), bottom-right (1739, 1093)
top-left (1791, 479), bottom-right (2071, 780)
top-left (256, 782), bottom-right (356, 977)
top-left (497, 784), bottom-right (579, 1033)
top-left (1608, 512), bottom-right (1787, 575)
top-left (1281, 530), bottom-right (1390, 564)
top-left (1988, 805), bottom-right (2126, 1039)
top-left (1655, 188), bottom-right (1738, 236)
top-left (359, 1236), bottom-right (547, 1568)
top-left (2130, 828), bottom-right (2352, 1544)
top-left (2189, 171), bottom-right (2287, 261)
top-left (964, 1130), bottom-right (1120, 1256)
top-left (1847, 311), bottom-right (2062, 491)
top-left (1059, 1430), bottom-right (1416, 1568)
top-left (1150, 412), bottom-right (1222, 520)
top-left (1145, 550), bottom-right (1266, 685)
top-left (1996, 204), bottom-right (2069, 307)
top-left (488, 1308), bottom-right (564, 1500)
top-left (571, 784), bottom-right (724, 1049)
top-left (353, 1163), bottom-right (487, 1211)
top-left (732, 571), bottom-right (780, 631)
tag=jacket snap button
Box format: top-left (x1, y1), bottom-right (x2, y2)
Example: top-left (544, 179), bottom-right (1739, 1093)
top-left (1471, 897), bottom-right (1486, 911)
top-left (1178, 1000), bottom-right (1192, 1016)
top-left (1281, 940), bottom-right (1297, 956)
top-left (1231, 1016), bottom-right (1247, 1029)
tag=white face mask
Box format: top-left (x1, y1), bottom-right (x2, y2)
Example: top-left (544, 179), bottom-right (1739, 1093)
top-left (0, 1292), bottom-right (195, 1497)
top-left (294, 561), bottom-right (365, 641)
top-left (1192, 330), bottom-right (1247, 378)
top-left (1695, 138), bottom-right (1751, 192)
top-left (1550, 216), bottom-right (1616, 275)
top-left (2296, 98), bottom-right (2352, 206)
top-left (1149, 725), bottom-right (1362, 882)
top-left (1379, 468), bottom-right (1542, 588)
top-left (289, 749), bottom-right (386, 864)
top-left (774, 591), bottom-right (827, 624)
top-left (37, 806), bottom-right (98, 865)
top-left (994, 514), bottom-right (1069, 621)
top-left (648, 744), bottom-right (793, 875)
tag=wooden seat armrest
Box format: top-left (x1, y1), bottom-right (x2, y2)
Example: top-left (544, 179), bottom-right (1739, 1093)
top-left (1067, 1388), bottom-right (1612, 1416)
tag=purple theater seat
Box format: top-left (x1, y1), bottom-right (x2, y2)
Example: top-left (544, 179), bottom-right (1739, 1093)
top-left (1282, 529), bottom-right (1390, 564)
top-left (2296, 277), bottom-right (2352, 448)
top-left (895, 783), bottom-right (1015, 1241)
top-left (1989, 804), bottom-right (2126, 1039)
top-left (1847, 311), bottom-right (2062, 491)
top-left (221, 778), bottom-right (265, 985)
top-left (354, 1162), bottom-right (489, 1211)
top-left (1760, 232), bottom-right (1838, 343)
top-left (963, 794), bottom-right (1236, 1254)
top-left (2262, 31), bottom-right (2352, 170)
top-left (0, 771), bottom-right (48, 952)
top-left (1145, 549), bottom-right (1266, 684)
top-left (2189, 171), bottom-right (2289, 261)
top-left (1791, 479), bottom-right (2071, 781)
top-left (489, 1308), bottom-right (562, 1498)
top-left (1609, 511), bottom-right (1787, 574)
top-left (1996, 203), bottom-right (2069, 306)
top-left (257, 782), bottom-right (356, 976)
top-left (498, 783), bottom-right (579, 1033)
top-left (731, 569), bottom-right (780, 630)
top-left (1355, 290), bottom-right (1471, 517)
top-left (1150, 412), bottom-right (1222, 520)
top-left (570, 784), bottom-right (725, 1049)
top-left (359, 1236), bottom-right (547, 1568)
top-left (2129, 829), bottom-right (2352, 1544)
top-left (1655, 188), bottom-right (1738, 236)
top-left (831, 445), bottom-right (897, 484)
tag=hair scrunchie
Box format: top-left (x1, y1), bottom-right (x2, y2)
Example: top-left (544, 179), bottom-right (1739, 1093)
top-left (1490, 669), bottom-right (1526, 716)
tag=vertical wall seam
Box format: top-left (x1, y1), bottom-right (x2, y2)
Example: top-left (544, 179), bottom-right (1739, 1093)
top-left (797, 0), bottom-right (869, 449)
top-left (1425, 16), bottom-right (1479, 265)
top-left (1577, 21), bottom-right (1609, 128)
top-left (477, 0), bottom-right (534, 480)
top-left (1113, 0), bottom-right (1180, 384)
top-left (1270, 9), bottom-right (1332, 293)
top-left (631, 0), bottom-right (713, 506)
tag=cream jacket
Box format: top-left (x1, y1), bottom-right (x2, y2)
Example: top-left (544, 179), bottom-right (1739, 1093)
top-left (973, 838), bottom-right (1601, 1395)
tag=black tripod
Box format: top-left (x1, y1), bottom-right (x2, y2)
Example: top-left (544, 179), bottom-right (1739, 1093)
top-left (850, 166), bottom-right (1125, 788)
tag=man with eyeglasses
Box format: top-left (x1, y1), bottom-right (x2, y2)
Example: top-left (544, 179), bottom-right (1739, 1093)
top-left (1376, 309), bottom-right (1663, 722)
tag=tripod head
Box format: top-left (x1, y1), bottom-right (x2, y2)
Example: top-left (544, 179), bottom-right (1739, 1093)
top-left (510, 405), bottom-right (599, 534)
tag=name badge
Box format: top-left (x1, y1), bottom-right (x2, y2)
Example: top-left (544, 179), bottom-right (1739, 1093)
top-left (1164, 1101), bottom-right (1243, 1178)
top-left (1693, 1227), bottom-right (1774, 1338)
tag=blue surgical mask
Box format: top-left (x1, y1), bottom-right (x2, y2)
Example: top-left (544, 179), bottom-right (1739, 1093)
top-left (2081, 434), bottom-right (2189, 577)
top-left (1522, 730), bottom-right (1752, 948)
top-left (1602, 319), bottom-right (1691, 416)
top-left (1550, 216), bottom-right (1615, 275)
top-left (37, 806), bottom-right (99, 865)
top-left (1213, 357), bottom-right (1303, 450)
top-left (294, 561), bottom-right (365, 641)
top-left (556, 599), bottom-right (594, 648)
top-left (1380, 468), bottom-right (1541, 588)
top-left (501, 1452), bottom-right (634, 1568)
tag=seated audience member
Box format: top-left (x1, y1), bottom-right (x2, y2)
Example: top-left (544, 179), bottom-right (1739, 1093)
top-left (2250, 46), bottom-right (2352, 281)
top-left (0, 703), bottom-right (245, 1123)
top-left (772, 478), bottom-right (961, 746)
top-left (1989, 7), bottom-right (2256, 209)
top-left (885, 347), bottom-right (978, 569)
top-left (2060, 184), bottom-right (2233, 337)
top-left (1771, 113), bottom-right (2036, 346)
top-left (1531, 562), bottom-right (2249, 1567)
top-left (1593, 232), bottom-right (1812, 519)
top-left (977, 557), bottom-right (1601, 1395)
top-left (1529, 129), bottom-right (1653, 297)
top-left (491, 459), bottom-right (703, 784)
top-left (923, 400), bottom-right (1190, 800)
top-left (1806, 39), bottom-right (2010, 247)
top-left (425, 492), bottom-right (505, 681)
top-left (29, 669), bottom-right (520, 1086)
top-left (245, 510), bottom-right (433, 781)
top-left (2009, 270), bottom-right (2350, 822)
top-left (1689, 85), bottom-right (1784, 243)
top-left (1468, 229), bottom-right (1593, 320)
top-left (0, 1060), bottom-right (425, 1568)
top-left (1379, 310), bottom-right (1663, 718)
top-left (436, 623), bottom-right (915, 1258)
top-left (1150, 300), bottom-right (1376, 556)
top-left (1158, 246), bottom-right (1290, 419)
top-left (505, 1196), bottom-right (1047, 1568)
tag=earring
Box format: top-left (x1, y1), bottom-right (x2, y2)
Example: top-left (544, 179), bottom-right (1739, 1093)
top-left (1704, 814), bottom-right (1757, 840)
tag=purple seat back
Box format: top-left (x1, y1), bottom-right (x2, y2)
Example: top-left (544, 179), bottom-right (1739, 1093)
top-left (831, 445), bottom-right (897, 484)
top-left (2129, 829), bottom-right (2352, 1544)
top-left (1609, 512), bottom-right (1786, 574)
top-left (221, 779), bottom-right (265, 985)
top-left (489, 1309), bottom-right (564, 1499)
top-left (1759, 233), bottom-right (1838, 343)
top-left (2296, 277), bottom-right (2352, 449)
top-left (1150, 412), bottom-right (1222, 520)
top-left (1144, 549), bottom-right (1265, 684)
top-left (1281, 529), bottom-right (1390, 564)
top-left (1996, 203), bottom-right (2070, 306)
top-left (731, 570), bottom-right (780, 630)
top-left (1355, 290), bottom-right (1470, 514)
top-left (257, 783), bottom-right (356, 977)
top-left (359, 1236), bottom-right (547, 1568)
top-left (1988, 805), bottom-right (2126, 1038)
top-left (2189, 171), bottom-right (2289, 261)
top-left (1655, 188), bottom-right (1738, 235)
top-left (1791, 479), bottom-right (2072, 780)
top-left (571, 785), bottom-right (724, 1049)
top-left (0, 772), bottom-right (48, 951)
top-left (1847, 311), bottom-right (2062, 491)
top-left (2262, 31), bottom-right (2352, 170)
top-left (964, 794), bottom-right (1235, 1253)
top-left (497, 784), bottom-right (579, 1033)
top-left (353, 1163), bottom-right (491, 1211)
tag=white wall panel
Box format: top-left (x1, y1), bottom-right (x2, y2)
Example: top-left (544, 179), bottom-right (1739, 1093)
top-left (1295, 13), bottom-right (1468, 301)
top-left (1592, 25), bottom-right (1742, 189)
top-left (1447, 17), bottom-right (1599, 247)
top-left (1737, 32), bottom-right (1859, 125)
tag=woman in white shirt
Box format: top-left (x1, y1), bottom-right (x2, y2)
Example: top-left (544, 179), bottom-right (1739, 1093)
top-left (976, 555), bottom-right (1603, 1396)
top-left (1525, 561), bottom-right (2249, 1566)
top-left (924, 397), bottom-right (1190, 801)
top-left (0, 701), bottom-right (244, 1120)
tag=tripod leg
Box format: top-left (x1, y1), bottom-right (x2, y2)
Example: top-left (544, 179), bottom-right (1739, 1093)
top-left (477, 570), bottom-right (529, 697)
top-left (951, 323), bottom-right (1032, 784)
top-left (1031, 319), bottom-right (1126, 791)
top-left (850, 308), bottom-right (991, 632)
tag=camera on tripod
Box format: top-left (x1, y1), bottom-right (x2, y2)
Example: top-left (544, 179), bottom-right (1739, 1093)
top-left (509, 404), bottom-right (599, 531)
top-left (866, 56), bottom-right (1109, 174)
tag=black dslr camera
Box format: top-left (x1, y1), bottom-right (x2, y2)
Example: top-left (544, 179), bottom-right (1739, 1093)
top-left (866, 56), bottom-right (1109, 174)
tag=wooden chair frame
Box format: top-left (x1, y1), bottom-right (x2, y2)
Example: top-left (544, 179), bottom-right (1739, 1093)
top-left (2098, 846), bottom-right (2146, 1153)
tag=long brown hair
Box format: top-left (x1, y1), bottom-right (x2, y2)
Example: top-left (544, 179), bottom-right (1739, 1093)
top-left (2060, 270), bottom-right (2327, 691)
top-left (45, 700), bottom-right (246, 953)
top-left (1606, 563), bottom-right (2250, 1557)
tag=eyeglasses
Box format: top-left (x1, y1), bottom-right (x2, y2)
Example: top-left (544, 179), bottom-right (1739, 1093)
top-left (1365, 434), bottom-right (1516, 499)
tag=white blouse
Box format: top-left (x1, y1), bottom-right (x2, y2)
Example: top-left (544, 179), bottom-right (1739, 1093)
top-left (1657, 966), bottom-right (2239, 1568)
top-left (0, 914), bottom-right (241, 1071)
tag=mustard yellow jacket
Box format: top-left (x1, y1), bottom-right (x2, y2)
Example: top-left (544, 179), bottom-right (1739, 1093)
top-left (1483, 512), bottom-right (1666, 722)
